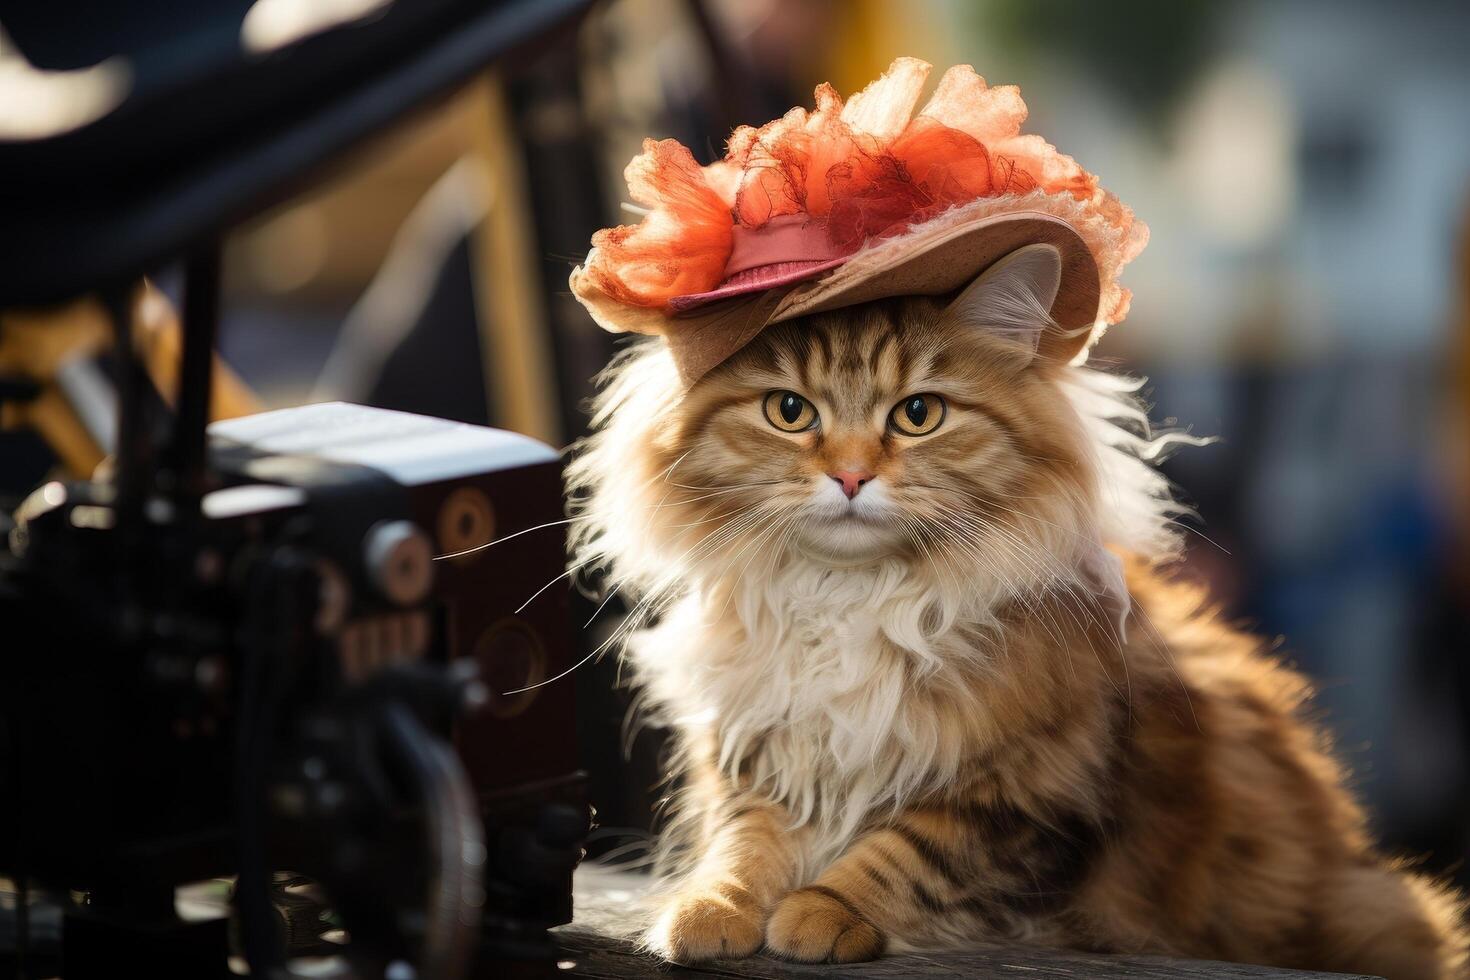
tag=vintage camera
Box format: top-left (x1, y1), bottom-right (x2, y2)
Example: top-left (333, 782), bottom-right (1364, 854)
top-left (0, 2), bottom-right (597, 974)
top-left (0, 398), bottom-right (585, 978)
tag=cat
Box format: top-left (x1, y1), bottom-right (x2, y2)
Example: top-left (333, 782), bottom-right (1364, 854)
top-left (566, 244), bottom-right (1469, 978)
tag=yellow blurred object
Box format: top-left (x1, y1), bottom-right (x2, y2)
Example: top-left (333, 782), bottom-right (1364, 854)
top-left (0, 296), bottom-right (111, 377)
top-left (130, 283), bottom-right (261, 420)
top-left (0, 294), bottom-right (115, 476)
top-left (465, 72), bottom-right (563, 447)
top-left (820, 0), bottom-right (958, 97)
top-left (0, 283), bottom-right (261, 478)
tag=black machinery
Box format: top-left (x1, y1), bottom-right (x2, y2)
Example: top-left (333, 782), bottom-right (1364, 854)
top-left (0, 1), bottom-right (592, 976)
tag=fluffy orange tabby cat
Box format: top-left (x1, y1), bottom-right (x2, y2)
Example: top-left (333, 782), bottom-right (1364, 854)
top-left (567, 246), bottom-right (1468, 977)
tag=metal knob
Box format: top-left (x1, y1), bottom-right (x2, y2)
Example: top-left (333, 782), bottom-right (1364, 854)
top-left (363, 520), bottom-right (433, 606)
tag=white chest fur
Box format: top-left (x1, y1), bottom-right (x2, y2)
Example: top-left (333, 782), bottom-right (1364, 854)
top-left (629, 558), bottom-right (994, 855)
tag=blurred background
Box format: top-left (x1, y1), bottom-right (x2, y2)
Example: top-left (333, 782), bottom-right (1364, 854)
top-left (5, 0), bottom-right (1467, 884)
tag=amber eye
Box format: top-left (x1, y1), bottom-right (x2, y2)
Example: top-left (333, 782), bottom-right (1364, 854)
top-left (763, 391), bottom-right (818, 432)
top-left (889, 394), bottom-right (946, 436)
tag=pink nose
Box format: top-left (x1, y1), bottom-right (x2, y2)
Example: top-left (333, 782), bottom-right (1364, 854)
top-left (830, 470), bottom-right (874, 500)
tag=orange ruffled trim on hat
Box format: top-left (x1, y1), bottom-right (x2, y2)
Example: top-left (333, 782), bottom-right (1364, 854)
top-left (576, 58), bottom-right (1144, 325)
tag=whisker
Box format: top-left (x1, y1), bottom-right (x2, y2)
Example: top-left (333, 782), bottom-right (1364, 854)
top-left (663, 479), bottom-right (787, 493)
top-left (516, 554), bottom-right (599, 614)
top-left (433, 516), bottom-right (584, 561)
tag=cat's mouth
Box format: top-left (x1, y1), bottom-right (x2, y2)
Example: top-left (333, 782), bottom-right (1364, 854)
top-left (794, 516), bottom-right (907, 566)
top-left (791, 499), bottom-right (910, 562)
top-left (830, 506), bottom-right (881, 522)
top-left (811, 503), bottom-right (889, 527)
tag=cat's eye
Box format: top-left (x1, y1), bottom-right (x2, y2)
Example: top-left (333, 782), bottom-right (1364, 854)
top-left (763, 391), bottom-right (818, 432)
top-left (889, 394), bottom-right (946, 436)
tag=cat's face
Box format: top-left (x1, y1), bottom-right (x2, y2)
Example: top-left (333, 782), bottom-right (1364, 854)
top-left (570, 244), bottom-right (1118, 597)
top-left (654, 296), bottom-right (1093, 571)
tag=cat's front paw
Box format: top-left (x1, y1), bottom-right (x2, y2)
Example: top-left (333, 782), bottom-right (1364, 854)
top-left (766, 886), bottom-right (884, 963)
top-left (646, 883), bottom-right (765, 962)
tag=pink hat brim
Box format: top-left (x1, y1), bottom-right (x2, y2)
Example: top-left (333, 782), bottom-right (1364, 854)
top-left (667, 256), bottom-right (850, 313)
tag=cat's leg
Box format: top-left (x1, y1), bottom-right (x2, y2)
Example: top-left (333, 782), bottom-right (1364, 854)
top-left (647, 798), bottom-right (806, 962)
top-left (765, 809), bottom-right (980, 963)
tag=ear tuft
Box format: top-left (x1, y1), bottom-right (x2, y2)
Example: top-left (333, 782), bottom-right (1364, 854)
top-left (941, 244), bottom-right (1063, 359)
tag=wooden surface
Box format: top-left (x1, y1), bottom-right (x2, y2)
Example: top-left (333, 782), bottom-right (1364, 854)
top-left (556, 866), bottom-right (1382, 980)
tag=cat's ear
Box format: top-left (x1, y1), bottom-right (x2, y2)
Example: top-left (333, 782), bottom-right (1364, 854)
top-left (940, 243), bottom-right (1063, 364)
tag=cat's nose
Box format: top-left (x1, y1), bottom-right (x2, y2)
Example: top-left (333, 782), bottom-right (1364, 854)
top-left (829, 470), bottom-right (874, 500)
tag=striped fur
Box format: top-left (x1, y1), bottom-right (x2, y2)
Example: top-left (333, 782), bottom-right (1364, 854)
top-left (566, 296), bottom-right (1468, 977)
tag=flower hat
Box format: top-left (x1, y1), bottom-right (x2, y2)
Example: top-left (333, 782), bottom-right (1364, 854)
top-left (570, 57), bottom-right (1147, 383)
